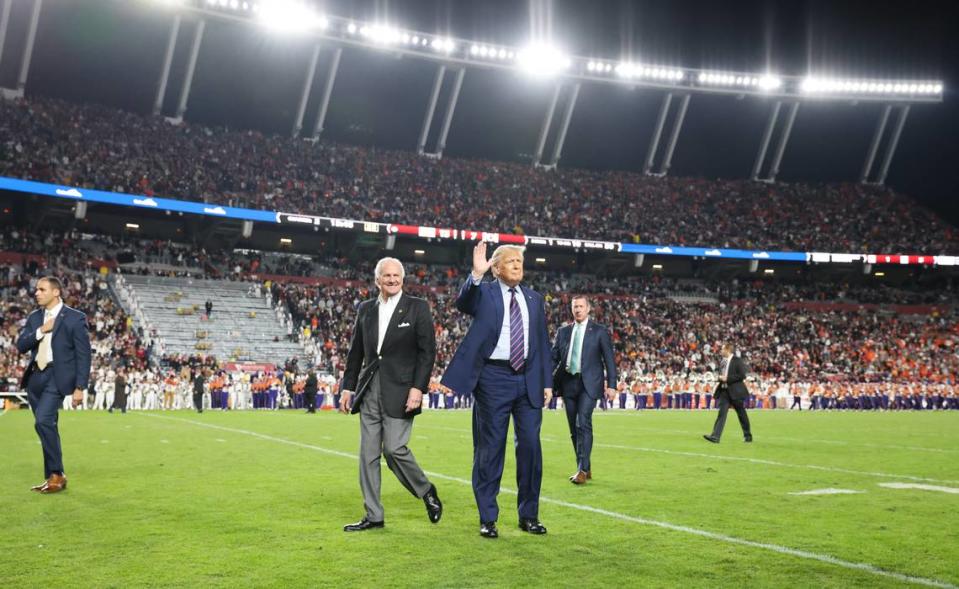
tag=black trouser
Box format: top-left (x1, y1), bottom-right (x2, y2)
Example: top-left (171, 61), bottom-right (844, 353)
top-left (193, 392), bottom-right (204, 412)
top-left (305, 391), bottom-right (316, 413)
top-left (710, 388), bottom-right (751, 441)
top-left (791, 395), bottom-right (802, 410)
top-left (111, 392), bottom-right (127, 412)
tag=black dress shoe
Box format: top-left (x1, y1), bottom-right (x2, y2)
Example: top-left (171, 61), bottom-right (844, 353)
top-left (423, 484), bottom-right (443, 524)
top-left (479, 521), bottom-right (498, 539)
top-left (703, 435), bottom-right (720, 444)
top-left (744, 436), bottom-right (753, 443)
top-left (518, 519), bottom-right (547, 534)
top-left (343, 518), bottom-right (384, 532)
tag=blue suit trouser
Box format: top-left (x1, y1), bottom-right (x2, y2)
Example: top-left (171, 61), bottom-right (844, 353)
top-left (472, 364), bottom-right (542, 523)
top-left (27, 368), bottom-right (66, 479)
top-left (563, 376), bottom-right (595, 472)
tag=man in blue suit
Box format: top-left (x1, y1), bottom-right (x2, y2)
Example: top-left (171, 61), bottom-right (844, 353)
top-left (551, 296), bottom-right (617, 484)
top-left (17, 276), bottom-right (92, 493)
top-left (442, 242), bottom-right (553, 539)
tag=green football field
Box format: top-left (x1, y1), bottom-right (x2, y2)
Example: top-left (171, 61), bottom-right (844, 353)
top-left (1, 407), bottom-right (957, 588)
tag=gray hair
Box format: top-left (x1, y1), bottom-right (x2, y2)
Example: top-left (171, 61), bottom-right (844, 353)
top-left (489, 245), bottom-right (525, 278)
top-left (374, 257), bottom-right (406, 280)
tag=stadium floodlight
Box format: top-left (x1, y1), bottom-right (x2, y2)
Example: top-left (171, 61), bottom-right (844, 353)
top-left (802, 76), bottom-right (943, 97)
top-left (517, 44), bottom-right (571, 77)
top-left (432, 38), bottom-right (456, 54)
top-left (757, 75), bottom-right (781, 91)
top-left (258, 1), bottom-right (324, 33)
top-left (346, 22), bottom-right (357, 34)
top-left (362, 25), bottom-right (401, 44)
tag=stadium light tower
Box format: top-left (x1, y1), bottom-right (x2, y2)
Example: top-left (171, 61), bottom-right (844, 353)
top-left (136, 1), bottom-right (944, 184)
top-left (0, 0), bottom-right (42, 100)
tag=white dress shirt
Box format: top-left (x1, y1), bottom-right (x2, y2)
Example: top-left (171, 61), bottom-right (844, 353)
top-left (35, 301), bottom-right (63, 363)
top-left (722, 354), bottom-right (733, 380)
top-left (566, 319), bottom-right (589, 372)
top-left (377, 292), bottom-right (401, 354)
top-left (487, 279), bottom-right (529, 361)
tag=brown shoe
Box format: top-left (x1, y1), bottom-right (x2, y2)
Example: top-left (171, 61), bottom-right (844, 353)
top-left (38, 473), bottom-right (67, 494)
top-left (570, 470), bottom-right (588, 485)
top-left (585, 470), bottom-right (592, 480)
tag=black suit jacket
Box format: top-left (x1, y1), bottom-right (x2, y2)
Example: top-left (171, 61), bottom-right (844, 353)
top-left (715, 355), bottom-right (749, 401)
top-left (342, 293), bottom-right (436, 419)
top-left (304, 373), bottom-right (318, 395)
top-left (551, 321), bottom-right (617, 399)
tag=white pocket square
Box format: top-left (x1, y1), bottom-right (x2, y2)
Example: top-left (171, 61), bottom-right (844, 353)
top-left (398, 322), bottom-right (411, 328)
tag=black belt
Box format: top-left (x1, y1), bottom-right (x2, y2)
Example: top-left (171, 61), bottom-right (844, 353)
top-left (485, 359), bottom-right (525, 372)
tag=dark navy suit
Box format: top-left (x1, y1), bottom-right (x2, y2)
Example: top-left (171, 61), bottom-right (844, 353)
top-left (552, 320), bottom-right (616, 473)
top-left (442, 277), bottom-right (553, 524)
top-left (17, 304), bottom-right (92, 478)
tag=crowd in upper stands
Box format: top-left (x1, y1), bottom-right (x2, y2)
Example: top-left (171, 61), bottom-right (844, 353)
top-left (3, 95), bottom-right (958, 254)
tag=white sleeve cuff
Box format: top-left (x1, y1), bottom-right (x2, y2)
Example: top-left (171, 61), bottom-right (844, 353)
top-left (36, 328), bottom-right (44, 341)
top-left (470, 274), bottom-right (483, 285)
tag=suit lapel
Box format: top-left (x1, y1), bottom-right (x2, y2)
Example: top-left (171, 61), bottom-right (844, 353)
top-left (47, 306), bottom-right (68, 341)
top-left (520, 285), bottom-right (536, 355)
top-left (364, 300), bottom-right (378, 351)
top-left (491, 283), bottom-right (504, 336)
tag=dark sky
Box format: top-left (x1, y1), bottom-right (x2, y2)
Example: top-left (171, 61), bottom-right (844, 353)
top-left (2, 0), bottom-right (956, 223)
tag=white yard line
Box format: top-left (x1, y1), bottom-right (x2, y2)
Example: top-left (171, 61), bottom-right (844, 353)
top-left (139, 413), bottom-right (956, 589)
top-left (788, 488), bottom-right (865, 496)
top-left (591, 416), bottom-right (959, 454)
top-left (879, 483), bottom-right (959, 495)
top-left (418, 424), bottom-right (959, 485)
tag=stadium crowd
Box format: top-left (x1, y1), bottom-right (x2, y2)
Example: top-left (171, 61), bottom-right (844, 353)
top-left (3, 95), bottom-right (959, 254)
top-left (3, 228), bottom-right (958, 411)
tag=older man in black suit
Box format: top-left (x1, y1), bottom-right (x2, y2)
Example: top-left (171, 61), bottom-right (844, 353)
top-left (704, 343), bottom-right (753, 443)
top-left (340, 257), bottom-right (442, 531)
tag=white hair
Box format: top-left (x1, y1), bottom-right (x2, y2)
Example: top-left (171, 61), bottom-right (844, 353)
top-left (489, 245), bottom-right (525, 278)
top-left (374, 257), bottom-right (406, 280)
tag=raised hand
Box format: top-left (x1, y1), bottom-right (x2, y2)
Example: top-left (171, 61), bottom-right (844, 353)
top-left (472, 240), bottom-right (492, 279)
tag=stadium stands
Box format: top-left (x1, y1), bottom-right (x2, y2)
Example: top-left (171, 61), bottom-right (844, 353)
top-left (2, 95), bottom-right (958, 254)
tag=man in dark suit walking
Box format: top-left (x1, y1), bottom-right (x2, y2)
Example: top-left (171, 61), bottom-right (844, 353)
top-left (704, 343), bottom-right (753, 444)
top-left (109, 370), bottom-right (127, 414)
top-left (340, 257), bottom-right (442, 532)
top-left (304, 371), bottom-right (318, 413)
top-left (552, 296), bottom-right (617, 484)
top-left (442, 242), bottom-right (553, 539)
top-left (16, 276), bottom-right (91, 493)
top-left (192, 369), bottom-right (205, 413)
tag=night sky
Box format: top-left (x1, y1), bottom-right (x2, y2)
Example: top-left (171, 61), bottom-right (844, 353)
top-left (2, 0), bottom-right (956, 224)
